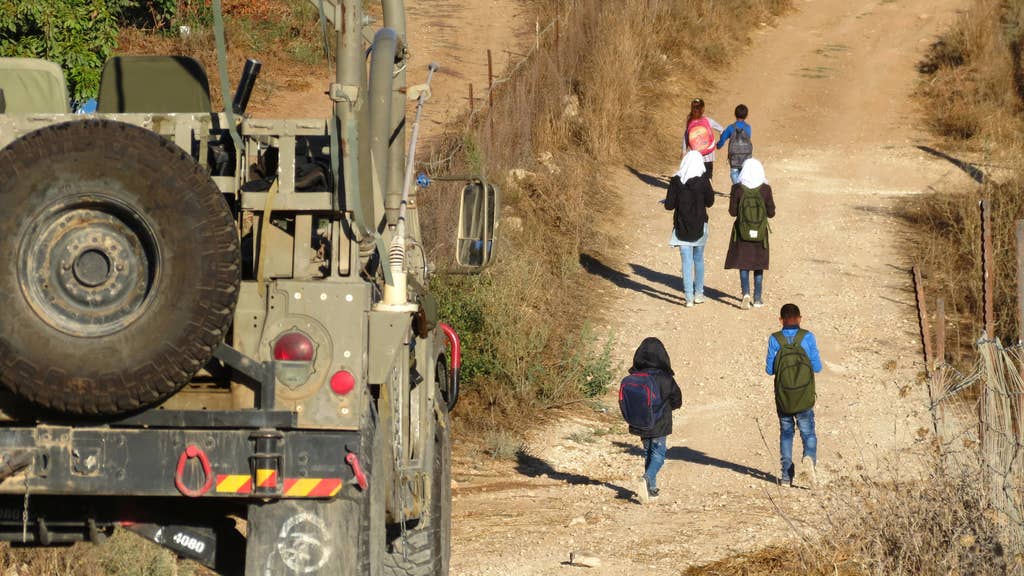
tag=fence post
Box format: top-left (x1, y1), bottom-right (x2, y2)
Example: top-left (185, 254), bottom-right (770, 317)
top-left (468, 83), bottom-right (474, 115)
top-left (913, 265), bottom-right (933, 378)
top-left (931, 297), bottom-right (945, 435)
top-left (1015, 220), bottom-right (1024, 443)
top-left (487, 49), bottom-right (494, 108)
top-left (982, 199), bottom-right (995, 338)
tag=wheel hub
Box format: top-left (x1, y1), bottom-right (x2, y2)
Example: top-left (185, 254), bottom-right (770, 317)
top-left (21, 200), bottom-right (157, 337)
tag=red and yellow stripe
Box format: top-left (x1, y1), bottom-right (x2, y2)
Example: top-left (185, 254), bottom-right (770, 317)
top-left (214, 474), bottom-right (342, 497)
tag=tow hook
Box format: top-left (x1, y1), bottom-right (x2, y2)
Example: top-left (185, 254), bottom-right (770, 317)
top-left (345, 452), bottom-right (368, 491)
top-left (174, 445), bottom-right (213, 498)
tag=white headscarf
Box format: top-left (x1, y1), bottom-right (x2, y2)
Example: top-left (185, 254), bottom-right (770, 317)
top-left (739, 158), bottom-right (766, 189)
top-left (675, 150), bottom-right (706, 183)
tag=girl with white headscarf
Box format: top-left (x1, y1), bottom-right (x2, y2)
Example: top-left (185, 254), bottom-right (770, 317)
top-left (724, 158), bottom-right (775, 309)
top-left (665, 150), bottom-right (715, 307)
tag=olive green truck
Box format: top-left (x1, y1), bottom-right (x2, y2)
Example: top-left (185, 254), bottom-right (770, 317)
top-left (0, 0), bottom-right (497, 574)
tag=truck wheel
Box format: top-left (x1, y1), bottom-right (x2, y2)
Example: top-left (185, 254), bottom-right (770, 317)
top-left (382, 378), bottom-right (452, 576)
top-left (0, 120), bottom-right (239, 416)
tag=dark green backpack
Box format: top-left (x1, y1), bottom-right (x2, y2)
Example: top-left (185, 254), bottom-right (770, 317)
top-left (773, 330), bottom-right (815, 415)
top-left (734, 185), bottom-right (769, 247)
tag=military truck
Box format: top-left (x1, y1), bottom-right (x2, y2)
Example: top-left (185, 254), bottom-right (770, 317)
top-left (0, 0), bottom-right (497, 574)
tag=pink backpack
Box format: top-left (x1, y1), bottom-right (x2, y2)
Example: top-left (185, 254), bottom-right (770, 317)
top-left (686, 117), bottom-right (716, 155)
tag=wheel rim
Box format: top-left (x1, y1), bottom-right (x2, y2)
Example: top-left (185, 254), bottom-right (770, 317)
top-left (19, 196), bottom-right (159, 337)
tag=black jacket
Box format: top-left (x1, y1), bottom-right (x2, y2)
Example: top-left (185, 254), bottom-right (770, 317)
top-left (628, 337), bottom-right (683, 438)
top-left (664, 175), bottom-right (715, 242)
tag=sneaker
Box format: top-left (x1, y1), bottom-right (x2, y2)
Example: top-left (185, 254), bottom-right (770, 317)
top-left (802, 456), bottom-right (818, 487)
top-left (779, 476), bottom-right (793, 488)
top-left (753, 300), bottom-right (764, 308)
top-left (636, 476), bottom-right (649, 503)
top-left (648, 487), bottom-right (660, 499)
top-left (741, 294), bottom-right (752, 310)
top-left (693, 294), bottom-right (706, 304)
top-left (684, 300), bottom-right (694, 308)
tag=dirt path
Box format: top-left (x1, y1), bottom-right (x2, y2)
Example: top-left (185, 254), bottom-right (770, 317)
top-left (449, 1), bottom-right (975, 573)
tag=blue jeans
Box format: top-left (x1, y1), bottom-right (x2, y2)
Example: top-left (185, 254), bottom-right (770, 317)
top-left (739, 269), bottom-right (764, 302)
top-left (642, 436), bottom-right (667, 490)
top-left (779, 409), bottom-right (817, 481)
top-left (730, 167), bottom-right (741, 185)
top-left (679, 244), bottom-right (705, 302)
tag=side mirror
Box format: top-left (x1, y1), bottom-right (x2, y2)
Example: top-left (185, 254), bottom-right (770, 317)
top-left (456, 180), bottom-right (499, 269)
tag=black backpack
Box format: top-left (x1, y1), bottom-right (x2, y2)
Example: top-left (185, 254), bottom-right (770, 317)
top-left (727, 124), bottom-right (753, 169)
top-left (772, 330), bottom-right (816, 415)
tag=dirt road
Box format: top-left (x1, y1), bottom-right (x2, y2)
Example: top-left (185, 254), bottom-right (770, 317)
top-left (449, 0), bottom-right (975, 573)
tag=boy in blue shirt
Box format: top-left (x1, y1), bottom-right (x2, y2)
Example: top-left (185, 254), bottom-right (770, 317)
top-left (765, 303), bottom-right (823, 487)
top-left (717, 104), bottom-right (753, 185)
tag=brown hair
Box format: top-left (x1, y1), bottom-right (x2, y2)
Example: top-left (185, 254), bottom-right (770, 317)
top-left (687, 98), bottom-right (705, 123)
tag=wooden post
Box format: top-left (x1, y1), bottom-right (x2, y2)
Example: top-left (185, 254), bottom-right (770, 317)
top-left (487, 49), bottom-right (494, 108)
top-left (936, 297), bottom-right (946, 368)
top-left (913, 265), bottom-right (933, 378)
top-left (468, 83), bottom-right (474, 114)
top-left (1015, 221), bottom-right (1024, 443)
top-left (555, 17), bottom-right (560, 57)
top-left (1017, 220), bottom-right (1024, 345)
top-left (982, 199), bottom-right (995, 338)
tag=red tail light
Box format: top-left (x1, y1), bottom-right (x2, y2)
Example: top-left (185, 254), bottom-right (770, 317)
top-left (271, 330), bottom-right (316, 388)
top-left (273, 332), bottom-right (315, 362)
top-left (330, 370), bottom-right (355, 395)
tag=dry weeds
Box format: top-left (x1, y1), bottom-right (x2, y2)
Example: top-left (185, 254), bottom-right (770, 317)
top-left (901, 0), bottom-right (1024, 366)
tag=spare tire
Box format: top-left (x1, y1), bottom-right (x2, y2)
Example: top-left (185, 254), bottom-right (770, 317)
top-left (0, 120), bottom-right (240, 416)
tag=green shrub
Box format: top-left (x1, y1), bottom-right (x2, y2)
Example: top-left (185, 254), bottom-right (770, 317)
top-left (0, 0), bottom-right (134, 101)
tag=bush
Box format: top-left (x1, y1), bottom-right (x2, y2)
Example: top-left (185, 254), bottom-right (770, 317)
top-left (0, 0), bottom-right (132, 101)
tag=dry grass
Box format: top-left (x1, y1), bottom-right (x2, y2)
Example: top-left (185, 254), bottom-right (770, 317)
top-left (685, 451), bottom-right (1012, 575)
top-left (901, 0), bottom-right (1024, 366)
top-left (0, 529), bottom-right (209, 575)
top-left (423, 0), bottom-right (792, 436)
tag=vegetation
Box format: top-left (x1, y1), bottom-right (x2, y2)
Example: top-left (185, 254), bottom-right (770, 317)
top-left (0, 0), bottom-right (130, 101)
top-left (424, 0), bottom-right (792, 436)
top-left (902, 0), bottom-right (1024, 365)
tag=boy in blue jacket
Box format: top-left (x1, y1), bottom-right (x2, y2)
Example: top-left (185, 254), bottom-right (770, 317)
top-left (765, 303), bottom-right (822, 487)
top-left (717, 104), bottom-right (753, 185)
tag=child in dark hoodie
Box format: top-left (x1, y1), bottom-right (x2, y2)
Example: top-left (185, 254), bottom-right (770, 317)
top-left (628, 337), bottom-right (683, 502)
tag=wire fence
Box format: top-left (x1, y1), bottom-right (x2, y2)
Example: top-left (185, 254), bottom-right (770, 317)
top-left (931, 337), bottom-right (1024, 553)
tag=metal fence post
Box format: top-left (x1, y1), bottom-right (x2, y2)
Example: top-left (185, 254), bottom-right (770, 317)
top-left (914, 265), bottom-right (933, 378)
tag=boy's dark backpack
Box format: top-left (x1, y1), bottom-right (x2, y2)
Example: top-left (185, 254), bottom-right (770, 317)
top-left (619, 370), bottom-right (666, 432)
top-left (727, 124), bottom-right (753, 169)
top-left (772, 330), bottom-right (816, 415)
top-left (734, 185), bottom-right (769, 247)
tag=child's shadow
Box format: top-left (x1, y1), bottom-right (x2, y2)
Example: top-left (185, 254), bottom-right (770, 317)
top-left (515, 450), bottom-right (635, 500)
top-left (613, 441), bottom-right (777, 484)
top-left (628, 263), bottom-right (743, 309)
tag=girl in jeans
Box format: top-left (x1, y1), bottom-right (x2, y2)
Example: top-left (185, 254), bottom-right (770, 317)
top-left (665, 150), bottom-right (715, 307)
top-left (724, 159), bottom-right (775, 308)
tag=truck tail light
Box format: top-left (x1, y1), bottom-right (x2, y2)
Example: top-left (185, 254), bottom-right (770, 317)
top-left (271, 330), bottom-right (316, 387)
top-left (330, 370), bottom-right (355, 395)
top-left (273, 332), bottom-right (315, 361)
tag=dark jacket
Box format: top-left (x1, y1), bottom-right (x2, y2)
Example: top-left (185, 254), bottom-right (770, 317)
top-left (664, 175), bottom-right (715, 241)
top-left (627, 337), bottom-right (683, 439)
top-left (724, 183), bottom-right (776, 270)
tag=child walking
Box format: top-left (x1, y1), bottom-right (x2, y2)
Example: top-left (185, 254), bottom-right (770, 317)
top-left (765, 303), bottom-right (823, 487)
top-left (665, 150), bottom-right (715, 307)
top-left (682, 98), bottom-right (723, 181)
top-left (724, 158), bottom-right (775, 309)
top-left (716, 104), bottom-right (753, 185)
top-left (619, 337), bottom-right (682, 503)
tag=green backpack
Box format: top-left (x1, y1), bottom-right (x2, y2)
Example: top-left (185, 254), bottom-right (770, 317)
top-left (734, 185), bottom-right (769, 247)
top-left (772, 330), bottom-right (815, 415)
